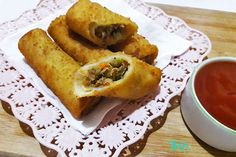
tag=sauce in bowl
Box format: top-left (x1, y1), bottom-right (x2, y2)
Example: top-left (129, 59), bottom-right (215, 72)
top-left (194, 61), bottom-right (236, 131)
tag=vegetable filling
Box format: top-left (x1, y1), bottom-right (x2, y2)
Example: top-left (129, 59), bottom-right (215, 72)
top-left (95, 24), bottom-right (125, 41)
top-left (84, 58), bottom-right (129, 87)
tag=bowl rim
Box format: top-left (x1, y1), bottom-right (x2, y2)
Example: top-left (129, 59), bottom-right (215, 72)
top-left (190, 56), bottom-right (236, 134)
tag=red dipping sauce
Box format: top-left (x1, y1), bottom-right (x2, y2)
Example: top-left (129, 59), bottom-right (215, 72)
top-left (195, 61), bottom-right (236, 131)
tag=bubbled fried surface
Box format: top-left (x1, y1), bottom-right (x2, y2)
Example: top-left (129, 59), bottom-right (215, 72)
top-left (18, 29), bottom-right (99, 118)
top-left (109, 33), bottom-right (158, 64)
top-left (48, 15), bottom-right (111, 65)
top-left (66, 0), bottom-right (138, 47)
top-left (48, 16), bottom-right (157, 65)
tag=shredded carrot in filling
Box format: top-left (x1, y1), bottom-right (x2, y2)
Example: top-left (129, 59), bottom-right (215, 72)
top-left (84, 58), bottom-right (129, 87)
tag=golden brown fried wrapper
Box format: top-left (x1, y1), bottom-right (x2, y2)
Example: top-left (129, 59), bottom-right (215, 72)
top-left (109, 34), bottom-right (158, 64)
top-left (48, 15), bottom-right (111, 65)
top-left (66, 0), bottom-right (138, 47)
top-left (74, 53), bottom-right (161, 99)
top-left (48, 16), bottom-right (157, 65)
top-left (18, 28), bottom-right (99, 118)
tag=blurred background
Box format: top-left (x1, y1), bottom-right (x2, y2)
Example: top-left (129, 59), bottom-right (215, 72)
top-left (144, 0), bottom-right (235, 13)
top-left (0, 0), bottom-right (235, 24)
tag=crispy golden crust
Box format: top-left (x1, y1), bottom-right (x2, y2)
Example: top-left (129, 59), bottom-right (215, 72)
top-left (18, 29), bottom-right (99, 118)
top-left (48, 16), bottom-right (157, 65)
top-left (109, 34), bottom-right (158, 64)
top-left (66, 0), bottom-right (138, 47)
top-left (48, 15), bottom-right (111, 65)
top-left (75, 53), bottom-right (162, 99)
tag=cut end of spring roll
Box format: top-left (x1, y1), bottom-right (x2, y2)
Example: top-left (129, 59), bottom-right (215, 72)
top-left (66, 0), bottom-right (138, 47)
top-left (18, 28), bottom-right (100, 118)
top-left (74, 53), bottom-right (161, 99)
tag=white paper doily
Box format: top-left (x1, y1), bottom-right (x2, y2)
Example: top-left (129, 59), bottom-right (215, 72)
top-left (0, 0), bottom-right (211, 156)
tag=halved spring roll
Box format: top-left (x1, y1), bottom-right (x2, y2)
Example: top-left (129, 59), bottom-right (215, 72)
top-left (109, 33), bottom-right (158, 64)
top-left (18, 29), bottom-right (100, 118)
top-left (66, 0), bottom-right (138, 47)
top-left (48, 15), bottom-right (157, 65)
top-left (74, 53), bottom-right (161, 99)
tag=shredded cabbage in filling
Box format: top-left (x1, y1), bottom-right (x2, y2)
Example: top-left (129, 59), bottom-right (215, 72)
top-left (84, 58), bottom-right (129, 87)
top-left (95, 24), bottom-right (125, 41)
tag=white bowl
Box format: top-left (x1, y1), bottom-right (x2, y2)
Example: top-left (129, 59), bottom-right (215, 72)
top-left (181, 57), bottom-right (236, 152)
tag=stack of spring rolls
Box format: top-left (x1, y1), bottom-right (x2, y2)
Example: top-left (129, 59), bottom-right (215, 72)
top-left (18, 0), bottom-right (162, 118)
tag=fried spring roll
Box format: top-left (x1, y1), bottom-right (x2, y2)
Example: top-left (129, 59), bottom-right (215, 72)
top-left (48, 15), bottom-right (111, 65)
top-left (18, 29), bottom-right (99, 118)
top-left (66, 0), bottom-right (138, 47)
top-left (48, 16), bottom-right (157, 65)
top-left (74, 53), bottom-right (161, 99)
top-left (109, 34), bottom-right (158, 64)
